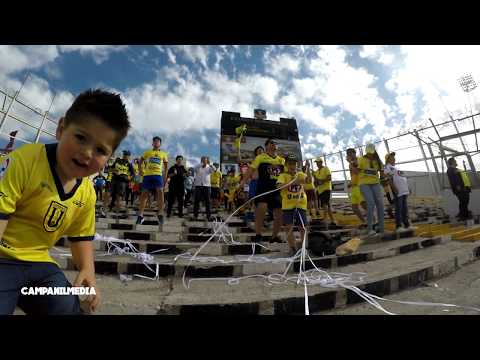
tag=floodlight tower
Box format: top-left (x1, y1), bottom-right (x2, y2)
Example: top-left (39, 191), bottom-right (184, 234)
top-left (458, 74), bottom-right (478, 151)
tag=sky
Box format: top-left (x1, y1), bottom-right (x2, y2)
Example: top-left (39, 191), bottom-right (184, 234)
top-left (1, 45), bottom-right (480, 178)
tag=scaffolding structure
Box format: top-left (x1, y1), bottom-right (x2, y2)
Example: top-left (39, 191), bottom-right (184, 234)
top-left (0, 74), bottom-right (58, 150)
top-left (304, 111), bottom-right (480, 197)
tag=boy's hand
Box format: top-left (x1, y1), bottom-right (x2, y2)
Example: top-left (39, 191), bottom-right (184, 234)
top-left (74, 270), bottom-right (100, 314)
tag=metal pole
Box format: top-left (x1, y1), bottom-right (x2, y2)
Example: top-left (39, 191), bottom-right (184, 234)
top-left (34, 92), bottom-right (56, 143)
top-left (383, 138), bottom-right (390, 154)
top-left (413, 129), bottom-right (437, 195)
top-left (0, 73), bottom-right (30, 133)
top-left (338, 150), bottom-right (348, 193)
top-left (426, 143), bottom-right (441, 194)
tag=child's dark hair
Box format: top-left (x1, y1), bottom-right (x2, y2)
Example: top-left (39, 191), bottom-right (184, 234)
top-left (64, 89), bottom-right (130, 150)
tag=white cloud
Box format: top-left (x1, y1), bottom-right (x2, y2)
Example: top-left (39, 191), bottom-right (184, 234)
top-left (58, 45), bottom-right (129, 64)
top-left (172, 45), bottom-right (209, 69)
top-left (265, 53), bottom-right (300, 77)
top-left (0, 45), bottom-right (59, 76)
top-left (166, 48), bottom-right (176, 64)
top-left (359, 45), bottom-right (395, 65)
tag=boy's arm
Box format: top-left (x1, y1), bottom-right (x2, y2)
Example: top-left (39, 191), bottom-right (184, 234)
top-left (0, 219), bottom-right (8, 241)
top-left (70, 240), bottom-right (100, 313)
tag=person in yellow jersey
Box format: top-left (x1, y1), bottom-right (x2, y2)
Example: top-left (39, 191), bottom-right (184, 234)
top-left (277, 154), bottom-right (312, 254)
top-left (313, 157), bottom-right (336, 225)
top-left (109, 150), bottom-right (134, 212)
top-left (136, 136), bottom-right (169, 225)
top-left (358, 143), bottom-right (385, 235)
top-left (99, 157), bottom-right (115, 217)
top-left (241, 138), bottom-right (285, 243)
top-left (224, 169), bottom-right (240, 212)
top-left (302, 161), bottom-right (318, 217)
top-left (447, 157), bottom-right (472, 221)
top-left (0, 89), bottom-right (130, 315)
top-left (210, 163), bottom-right (222, 210)
top-left (346, 148), bottom-right (367, 226)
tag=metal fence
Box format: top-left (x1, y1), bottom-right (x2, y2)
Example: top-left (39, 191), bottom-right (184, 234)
top-left (304, 111), bottom-right (480, 196)
top-left (0, 74), bottom-right (58, 151)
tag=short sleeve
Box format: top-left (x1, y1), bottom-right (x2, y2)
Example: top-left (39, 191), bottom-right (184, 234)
top-left (66, 184), bottom-right (95, 242)
top-left (250, 154), bottom-right (261, 169)
top-left (297, 172), bottom-right (306, 182)
top-left (277, 173), bottom-right (286, 185)
top-left (0, 152), bottom-right (28, 219)
top-left (162, 152), bottom-right (169, 163)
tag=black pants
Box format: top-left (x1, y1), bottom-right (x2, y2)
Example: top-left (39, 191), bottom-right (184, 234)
top-left (185, 189), bottom-right (192, 205)
top-left (456, 190), bottom-right (471, 219)
top-left (95, 186), bottom-right (104, 201)
top-left (193, 186), bottom-right (211, 219)
top-left (124, 187), bottom-right (136, 206)
top-left (167, 187), bottom-right (185, 217)
top-left (109, 178), bottom-right (128, 210)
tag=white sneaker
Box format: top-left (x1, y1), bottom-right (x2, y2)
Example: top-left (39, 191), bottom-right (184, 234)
top-left (367, 230), bottom-right (376, 236)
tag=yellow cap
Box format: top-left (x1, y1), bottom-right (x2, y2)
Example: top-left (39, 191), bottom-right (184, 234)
top-left (365, 144), bottom-right (375, 154)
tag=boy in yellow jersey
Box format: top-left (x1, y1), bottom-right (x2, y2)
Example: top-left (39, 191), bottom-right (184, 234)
top-left (210, 163), bottom-right (222, 210)
top-left (302, 162), bottom-right (318, 217)
top-left (136, 136), bottom-right (169, 225)
top-left (241, 138), bottom-right (285, 243)
top-left (0, 89), bottom-right (130, 315)
top-left (358, 143), bottom-right (384, 235)
top-left (346, 148), bottom-right (367, 226)
top-left (225, 169), bottom-right (240, 212)
top-left (313, 157), bottom-right (336, 225)
top-left (277, 154), bottom-right (311, 253)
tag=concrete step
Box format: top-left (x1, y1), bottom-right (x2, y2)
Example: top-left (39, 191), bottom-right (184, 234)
top-left (159, 240), bottom-right (480, 314)
top-left (52, 234), bottom-right (450, 280)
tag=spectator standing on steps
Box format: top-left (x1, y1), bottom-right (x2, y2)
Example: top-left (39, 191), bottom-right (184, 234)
top-left (167, 155), bottom-right (187, 218)
top-left (447, 157), bottom-right (472, 221)
top-left (193, 156), bottom-right (215, 221)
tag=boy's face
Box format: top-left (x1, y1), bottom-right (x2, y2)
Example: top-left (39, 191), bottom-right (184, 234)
top-left (152, 139), bottom-right (161, 149)
top-left (287, 161), bottom-right (296, 172)
top-left (56, 117), bottom-right (117, 180)
top-left (176, 157), bottom-right (183, 165)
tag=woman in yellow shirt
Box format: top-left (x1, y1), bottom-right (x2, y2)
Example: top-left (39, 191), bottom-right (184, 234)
top-left (357, 143), bottom-right (384, 235)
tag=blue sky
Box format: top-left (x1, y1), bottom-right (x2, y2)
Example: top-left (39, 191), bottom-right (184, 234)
top-left (1, 45), bottom-right (480, 176)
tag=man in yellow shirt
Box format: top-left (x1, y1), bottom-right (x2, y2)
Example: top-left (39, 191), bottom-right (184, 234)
top-left (346, 148), bottom-right (367, 226)
top-left (302, 161), bottom-right (318, 217)
top-left (0, 89), bottom-right (130, 314)
top-left (136, 136), bottom-right (169, 225)
top-left (210, 163), bottom-right (222, 210)
top-left (313, 157), bottom-right (335, 225)
top-left (447, 157), bottom-right (472, 221)
top-left (241, 138), bottom-right (285, 243)
top-left (277, 154), bottom-right (311, 253)
top-left (357, 143), bottom-right (384, 235)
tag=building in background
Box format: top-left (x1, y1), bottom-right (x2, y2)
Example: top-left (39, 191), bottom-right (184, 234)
top-left (220, 110), bottom-right (302, 174)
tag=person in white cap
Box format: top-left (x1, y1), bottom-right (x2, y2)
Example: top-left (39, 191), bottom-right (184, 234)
top-left (357, 144), bottom-right (384, 235)
top-left (384, 152), bottom-right (411, 230)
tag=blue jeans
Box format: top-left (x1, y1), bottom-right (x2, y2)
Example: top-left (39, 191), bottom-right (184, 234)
top-left (360, 184), bottom-right (384, 233)
top-left (0, 258), bottom-right (82, 315)
top-left (394, 195), bottom-right (410, 228)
